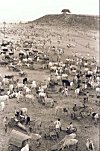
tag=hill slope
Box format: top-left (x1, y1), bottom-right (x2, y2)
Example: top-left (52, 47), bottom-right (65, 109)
top-left (29, 14), bottom-right (99, 30)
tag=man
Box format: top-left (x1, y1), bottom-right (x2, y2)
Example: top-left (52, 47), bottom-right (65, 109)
top-left (54, 119), bottom-right (61, 130)
top-left (3, 116), bottom-right (8, 133)
top-left (73, 104), bottom-right (77, 112)
top-left (54, 119), bottom-right (61, 138)
top-left (67, 122), bottom-right (74, 131)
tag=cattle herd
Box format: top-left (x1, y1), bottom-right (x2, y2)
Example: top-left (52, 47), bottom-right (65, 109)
top-left (0, 22), bottom-right (99, 151)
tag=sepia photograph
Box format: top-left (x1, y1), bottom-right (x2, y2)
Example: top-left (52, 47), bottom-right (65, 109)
top-left (0, 0), bottom-right (99, 151)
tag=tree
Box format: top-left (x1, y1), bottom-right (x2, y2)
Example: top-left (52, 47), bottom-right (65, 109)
top-left (61, 9), bottom-right (71, 15)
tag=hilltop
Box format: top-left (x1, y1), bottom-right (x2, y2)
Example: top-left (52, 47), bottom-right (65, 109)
top-left (28, 14), bottom-right (99, 30)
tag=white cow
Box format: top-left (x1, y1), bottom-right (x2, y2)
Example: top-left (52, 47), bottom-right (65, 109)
top-left (24, 86), bottom-right (31, 94)
top-left (61, 138), bottom-right (78, 150)
top-left (55, 106), bottom-right (68, 115)
top-left (15, 91), bottom-right (23, 101)
top-left (0, 95), bottom-right (9, 102)
top-left (75, 88), bottom-right (80, 98)
top-left (86, 139), bottom-right (95, 151)
top-left (25, 94), bottom-right (34, 103)
top-left (39, 92), bottom-right (46, 98)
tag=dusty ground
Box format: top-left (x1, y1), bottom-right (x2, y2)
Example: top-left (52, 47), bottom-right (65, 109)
top-left (0, 22), bottom-right (99, 151)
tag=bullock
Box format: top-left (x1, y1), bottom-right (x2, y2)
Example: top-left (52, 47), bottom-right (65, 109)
top-left (60, 133), bottom-right (76, 143)
top-left (23, 77), bottom-right (27, 84)
top-left (0, 95), bottom-right (9, 102)
top-left (24, 86), bottom-right (31, 94)
top-left (86, 139), bottom-right (95, 151)
top-left (5, 75), bottom-right (14, 79)
top-left (17, 83), bottom-right (24, 90)
top-left (15, 91), bottom-right (24, 101)
top-left (55, 106), bottom-right (68, 115)
top-left (25, 94), bottom-right (34, 103)
top-left (2, 78), bottom-right (9, 85)
top-left (61, 138), bottom-right (78, 150)
top-left (39, 92), bottom-right (46, 98)
top-left (62, 79), bottom-right (70, 87)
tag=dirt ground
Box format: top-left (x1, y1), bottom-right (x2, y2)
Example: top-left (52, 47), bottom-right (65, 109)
top-left (0, 22), bottom-right (99, 151)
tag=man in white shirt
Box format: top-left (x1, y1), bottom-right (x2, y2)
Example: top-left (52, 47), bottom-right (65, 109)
top-left (54, 118), bottom-right (61, 138)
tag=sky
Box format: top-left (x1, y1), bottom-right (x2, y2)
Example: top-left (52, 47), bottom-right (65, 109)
top-left (0, 0), bottom-right (99, 23)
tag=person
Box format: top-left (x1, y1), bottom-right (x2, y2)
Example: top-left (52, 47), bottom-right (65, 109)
top-left (67, 122), bottom-right (74, 131)
top-left (83, 98), bottom-right (87, 109)
top-left (54, 119), bottom-right (61, 130)
top-left (86, 91), bottom-right (89, 101)
top-left (73, 104), bottom-right (77, 112)
top-left (3, 116), bottom-right (8, 133)
top-left (94, 113), bottom-right (99, 124)
top-left (54, 119), bottom-right (61, 138)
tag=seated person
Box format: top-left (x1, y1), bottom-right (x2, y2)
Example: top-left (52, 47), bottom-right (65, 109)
top-left (67, 122), bottom-right (74, 131)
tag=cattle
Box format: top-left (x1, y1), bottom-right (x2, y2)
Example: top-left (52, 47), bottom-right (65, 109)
top-left (61, 88), bottom-right (68, 96)
top-left (24, 86), bottom-right (31, 94)
top-left (15, 91), bottom-right (24, 101)
top-left (5, 75), bottom-right (14, 79)
top-left (50, 66), bottom-right (57, 72)
top-left (23, 78), bottom-right (27, 84)
top-left (17, 83), bottom-right (24, 89)
top-left (2, 78), bottom-right (10, 85)
top-left (39, 92), bottom-right (46, 98)
top-left (62, 79), bottom-right (70, 87)
top-left (86, 139), bottom-right (95, 151)
top-left (61, 138), bottom-right (78, 150)
top-left (60, 133), bottom-right (77, 143)
top-left (25, 94), bottom-right (34, 103)
top-left (0, 95), bottom-right (9, 102)
top-left (55, 106), bottom-right (68, 115)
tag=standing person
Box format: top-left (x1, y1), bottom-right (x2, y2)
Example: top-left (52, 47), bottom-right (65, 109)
top-left (83, 98), bottom-right (87, 109)
top-left (54, 119), bottom-right (61, 138)
top-left (3, 116), bottom-right (8, 133)
top-left (86, 91), bottom-right (89, 102)
top-left (73, 104), bottom-right (77, 112)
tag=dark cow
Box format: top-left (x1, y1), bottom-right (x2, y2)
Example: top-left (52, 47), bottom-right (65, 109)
top-left (5, 75), bottom-right (14, 79)
top-left (23, 78), bottom-right (27, 84)
top-left (62, 79), bottom-right (70, 87)
top-left (85, 74), bottom-right (92, 78)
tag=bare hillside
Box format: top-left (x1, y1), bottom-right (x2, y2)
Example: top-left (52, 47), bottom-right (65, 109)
top-left (28, 14), bottom-right (99, 30)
